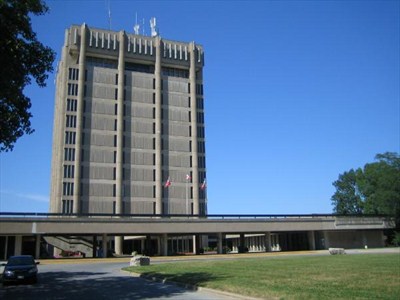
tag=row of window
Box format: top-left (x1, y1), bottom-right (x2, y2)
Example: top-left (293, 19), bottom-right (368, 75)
top-left (64, 165), bottom-right (75, 178)
top-left (162, 67), bottom-right (189, 79)
top-left (66, 115), bottom-right (77, 128)
top-left (62, 199), bottom-right (73, 214)
top-left (65, 131), bottom-right (76, 145)
top-left (68, 68), bottom-right (79, 81)
top-left (67, 83), bottom-right (78, 96)
top-left (67, 98), bottom-right (78, 112)
top-left (63, 182), bottom-right (74, 196)
top-left (64, 148), bottom-right (76, 161)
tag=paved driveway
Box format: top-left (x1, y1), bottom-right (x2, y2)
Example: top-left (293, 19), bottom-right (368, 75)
top-left (0, 261), bottom-right (236, 300)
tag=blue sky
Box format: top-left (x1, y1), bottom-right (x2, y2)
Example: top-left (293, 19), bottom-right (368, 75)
top-left (0, 0), bottom-right (399, 214)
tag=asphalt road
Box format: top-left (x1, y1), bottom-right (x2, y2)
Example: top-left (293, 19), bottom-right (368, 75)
top-left (0, 261), bottom-right (236, 300)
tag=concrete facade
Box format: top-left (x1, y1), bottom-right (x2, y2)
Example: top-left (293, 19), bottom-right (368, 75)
top-left (0, 215), bottom-right (395, 258)
top-left (50, 24), bottom-right (206, 218)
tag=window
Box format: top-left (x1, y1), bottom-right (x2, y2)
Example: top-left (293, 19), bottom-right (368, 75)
top-left (66, 115), bottom-right (77, 128)
top-left (65, 131), bottom-right (76, 145)
top-left (66, 99), bottom-right (77, 111)
top-left (64, 148), bottom-right (75, 161)
top-left (68, 68), bottom-right (79, 81)
top-left (161, 67), bottom-right (189, 78)
top-left (197, 112), bottom-right (204, 124)
top-left (196, 98), bottom-right (203, 110)
top-left (196, 84), bottom-right (203, 95)
top-left (67, 83), bottom-right (78, 96)
top-left (63, 165), bottom-right (75, 178)
top-left (62, 182), bottom-right (74, 196)
top-left (62, 199), bottom-right (73, 214)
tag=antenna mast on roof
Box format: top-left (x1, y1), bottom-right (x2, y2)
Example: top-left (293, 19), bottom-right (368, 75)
top-left (150, 17), bottom-right (158, 37)
top-left (134, 12), bottom-right (140, 35)
top-left (107, 0), bottom-right (112, 30)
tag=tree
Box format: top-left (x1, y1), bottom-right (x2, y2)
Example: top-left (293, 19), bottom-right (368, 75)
top-left (331, 169), bottom-right (364, 214)
top-left (331, 152), bottom-right (400, 226)
top-left (0, 0), bottom-right (55, 152)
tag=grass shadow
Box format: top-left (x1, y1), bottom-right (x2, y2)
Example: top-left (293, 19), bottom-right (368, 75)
top-left (138, 271), bottom-right (226, 289)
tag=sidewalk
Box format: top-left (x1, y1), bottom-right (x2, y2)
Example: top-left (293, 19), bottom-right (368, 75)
top-left (35, 247), bottom-right (399, 265)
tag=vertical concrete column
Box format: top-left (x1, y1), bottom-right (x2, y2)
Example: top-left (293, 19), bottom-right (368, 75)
top-left (3, 236), bottom-right (8, 260)
top-left (308, 231), bottom-right (316, 250)
top-left (14, 235), bottom-right (22, 256)
top-left (114, 30), bottom-right (125, 256)
top-left (145, 235), bottom-right (152, 256)
top-left (73, 23), bottom-right (87, 214)
top-left (217, 233), bottom-right (223, 254)
top-left (189, 42), bottom-right (199, 215)
top-left (265, 232), bottom-right (271, 252)
top-left (35, 234), bottom-right (41, 259)
top-left (193, 235), bottom-right (201, 255)
top-left (154, 37), bottom-right (163, 214)
top-left (92, 235), bottom-right (97, 258)
top-left (162, 234), bottom-right (168, 256)
top-left (102, 234), bottom-right (108, 258)
top-left (323, 231), bottom-right (330, 249)
top-left (141, 239), bottom-right (145, 254)
top-left (239, 233), bottom-right (245, 253)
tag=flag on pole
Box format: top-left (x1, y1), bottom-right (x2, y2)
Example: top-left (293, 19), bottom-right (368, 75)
top-left (164, 177), bottom-right (171, 188)
top-left (186, 174), bottom-right (191, 181)
top-left (200, 179), bottom-right (207, 190)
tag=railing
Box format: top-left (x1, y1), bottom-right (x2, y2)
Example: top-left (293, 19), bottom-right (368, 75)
top-left (0, 212), bottom-right (390, 220)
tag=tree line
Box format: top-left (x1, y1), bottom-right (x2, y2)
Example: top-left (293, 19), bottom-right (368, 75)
top-left (331, 152), bottom-right (400, 229)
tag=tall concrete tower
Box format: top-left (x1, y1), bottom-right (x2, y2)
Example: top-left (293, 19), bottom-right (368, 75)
top-left (50, 24), bottom-right (206, 221)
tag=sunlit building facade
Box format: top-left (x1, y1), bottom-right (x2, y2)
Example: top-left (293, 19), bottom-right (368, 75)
top-left (50, 23), bottom-right (207, 222)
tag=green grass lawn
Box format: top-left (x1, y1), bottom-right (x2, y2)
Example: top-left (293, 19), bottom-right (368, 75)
top-left (123, 254), bottom-right (400, 299)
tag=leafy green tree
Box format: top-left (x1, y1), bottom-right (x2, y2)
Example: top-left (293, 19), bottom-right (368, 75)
top-left (0, 0), bottom-right (55, 152)
top-left (331, 169), bottom-right (364, 214)
top-left (331, 152), bottom-right (400, 226)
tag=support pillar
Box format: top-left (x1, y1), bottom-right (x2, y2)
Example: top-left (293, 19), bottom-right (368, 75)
top-left (114, 236), bottom-right (123, 255)
top-left (193, 235), bottom-right (201, 255)
top-left (3, 236), bottom-right (8, 260)
top-left (265, 232), bottom-right (271, 252)
top-left (308, 231), bottom-right (316, 250)
top-left (92, 236), bottom-right (97, 258)
top-left (145, 235), bottom-right (152, 256)
top-left (102, 234), bottom-right (108, 258)
top-left (217, 233), bottom-right (223, 254)
top-left (323, 231), bottom-right (330, 249)
top-left (14, 235), bottom-right (22, 256)
top-left (35, 234), bottom-right (41, 259)
top-left (162, 234), bottom-right (168, 256)
top-left (239, 233), bottom-right (245, 253)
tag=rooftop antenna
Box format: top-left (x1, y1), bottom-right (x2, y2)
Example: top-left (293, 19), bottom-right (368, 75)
top-left (107, 0), bottom-right (112, 30)
top-left (150, 17), bottom-right (158, 37)
top-left (142, 18), bottom-right (145, 35)
top-left (133, 12), bottom-right (140, 35)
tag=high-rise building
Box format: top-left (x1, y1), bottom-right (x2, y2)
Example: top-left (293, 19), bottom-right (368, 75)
top-left (50, 23), bottom-right (206, 220)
